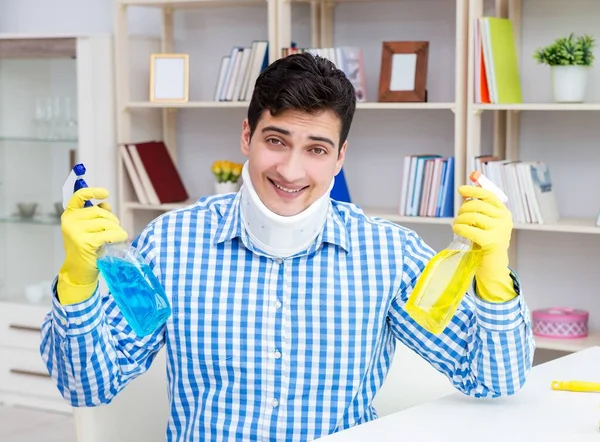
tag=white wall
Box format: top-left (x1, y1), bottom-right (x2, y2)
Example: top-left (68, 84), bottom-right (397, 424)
top-left (1, 0), bottom-right (599, 329)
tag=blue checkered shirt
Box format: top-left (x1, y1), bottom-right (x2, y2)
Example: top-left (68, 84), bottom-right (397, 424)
top-left (40, 192), bottom-right (535, 441)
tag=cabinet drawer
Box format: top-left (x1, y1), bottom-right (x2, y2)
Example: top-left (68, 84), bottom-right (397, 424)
top-left (0, 302), bottom-right (50, 350)
top-left (0, 347), bottom-right (61, 400)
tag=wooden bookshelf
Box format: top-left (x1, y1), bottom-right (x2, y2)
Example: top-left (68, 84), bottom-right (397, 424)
top-left (114, 0), bottom-right (600, 356)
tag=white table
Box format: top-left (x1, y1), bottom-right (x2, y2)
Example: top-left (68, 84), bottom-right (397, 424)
top-left (316, 347), bottom-right (600, 441)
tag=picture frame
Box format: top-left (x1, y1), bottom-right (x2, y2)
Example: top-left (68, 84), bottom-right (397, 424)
top-left (150, 53), bottom-right (189, 103)
top-left (378, 41), bottom-right (429, 102)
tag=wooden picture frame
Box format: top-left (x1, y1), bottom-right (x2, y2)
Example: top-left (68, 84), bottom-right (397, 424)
top-left (150, 53), bottom-right (189, 103)
top-left (378, 41), bottom-right (429, 102)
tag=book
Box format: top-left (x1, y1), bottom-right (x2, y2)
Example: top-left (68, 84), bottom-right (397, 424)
top-left (399, 154), bottom-right (454, 217)
top-left (480, 17), bottom-right (522, 104)
top-left (127, 141), bottom-right (189, 205)
top-left (120, 144), bottom-right (149, 205)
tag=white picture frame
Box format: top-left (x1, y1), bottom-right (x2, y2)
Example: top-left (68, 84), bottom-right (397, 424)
top-left (150, 53), bottom-right (189, 103)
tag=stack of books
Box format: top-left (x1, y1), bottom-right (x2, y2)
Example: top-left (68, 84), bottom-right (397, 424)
top-left (120, 141), bottom-right (189, 206)
top-left (471, 156), bottom-right (560, 224)
top-left (281, 45), bottom-right (367, 102)
top-left (474, 16), bottom-right (522, 104)
top-left (399, 155), bottom-right (455, 217)
top-left (214, 40), bottom-right (269, 102)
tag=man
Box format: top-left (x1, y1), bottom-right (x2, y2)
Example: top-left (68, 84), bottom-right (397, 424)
top-left (41, 52), bottom-right (535, 441)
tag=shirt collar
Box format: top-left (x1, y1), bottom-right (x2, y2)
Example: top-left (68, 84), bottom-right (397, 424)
top-left (214, 192), bottom-right (350, 254)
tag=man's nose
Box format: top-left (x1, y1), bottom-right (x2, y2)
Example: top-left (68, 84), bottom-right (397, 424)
top-left (277, 151), bottom-right (306, 183)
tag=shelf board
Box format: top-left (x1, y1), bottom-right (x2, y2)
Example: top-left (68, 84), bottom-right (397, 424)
top-left (124, 202), bottom-right (454, 225)
top-left (123, 202), bottom-right (599, 235)
top-left (121, 0), bottom-right (432, 6)
top-left (356, 102), bottom-right (455, 110)
top-left (125, 101), bottom-right (248, 109)
top-left (534, 331), bottom-right (600, 353)
top-left (119, 0), bottom-right (265, 7)
top-left (364, 209), bottom-right (454, 225)
top-left (0, 216), bottom-right (60, 226)
top-left (125, 200), bottom-right (195, 211)
top-left (292, 0), bottom-right (442, 2)
top-left (0, 136), bottom-right (77, 144)
top-left (364, 215), bottom-right (600, 233)
top-left (125, 101), bottom-right (455, 111)
top-left (472, 103), bottom-right (600, 112)
top-left (513, 218), bottom-right (600, 235)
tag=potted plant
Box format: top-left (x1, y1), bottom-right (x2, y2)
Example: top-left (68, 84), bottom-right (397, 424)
top-left (533, 33), bottom-right (595, 103)
top-left (212, 160), bottom-right (243, 194)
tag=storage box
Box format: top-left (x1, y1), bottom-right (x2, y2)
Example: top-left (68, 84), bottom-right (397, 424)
top-left (532, 307), bottom-right (589, 339)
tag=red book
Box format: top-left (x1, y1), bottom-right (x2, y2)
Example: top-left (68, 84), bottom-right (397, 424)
top-left (129, 141), bottom-right (189, 204)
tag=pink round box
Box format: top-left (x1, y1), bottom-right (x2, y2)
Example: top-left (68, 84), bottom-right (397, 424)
top-left (532, 307), bottom-right (589, 339)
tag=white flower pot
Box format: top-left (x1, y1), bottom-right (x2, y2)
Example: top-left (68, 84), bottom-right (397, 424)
top-left (551, 65), bottom-right (590, 103)
top-left (214, 181), bottom-right (240, 194)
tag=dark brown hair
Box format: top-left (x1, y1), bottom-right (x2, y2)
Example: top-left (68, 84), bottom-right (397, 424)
top-left (247, 52), bottom-right (356, 149)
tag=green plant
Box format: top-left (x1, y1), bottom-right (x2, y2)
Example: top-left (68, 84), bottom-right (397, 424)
top-left (533, 33), bottom-right (595, 66)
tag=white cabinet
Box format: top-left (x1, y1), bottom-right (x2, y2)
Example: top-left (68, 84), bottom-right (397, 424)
top-left (0, 34), bottom-right (116, 413)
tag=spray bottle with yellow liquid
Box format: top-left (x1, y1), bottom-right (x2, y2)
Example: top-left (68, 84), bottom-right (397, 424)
top-left (405, 171), bottom-right (509, 335)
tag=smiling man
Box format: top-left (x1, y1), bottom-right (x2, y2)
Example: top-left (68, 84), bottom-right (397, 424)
top-left (40, 52), bottom-right (535, 441)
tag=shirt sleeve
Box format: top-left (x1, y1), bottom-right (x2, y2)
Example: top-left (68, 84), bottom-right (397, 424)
top-left (387, 229), bottom-right (535, 398)
top-left (39, 223), bottom-right (166, 407)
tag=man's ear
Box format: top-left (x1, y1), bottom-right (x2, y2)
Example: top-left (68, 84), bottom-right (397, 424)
top-left (241, 119), bottom-right (251, 157)
top-left (335, 140), bottom-right (347, 175)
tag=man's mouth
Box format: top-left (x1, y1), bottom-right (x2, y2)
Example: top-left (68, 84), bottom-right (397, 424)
top-left (269, 178), bottom-right (307, 195)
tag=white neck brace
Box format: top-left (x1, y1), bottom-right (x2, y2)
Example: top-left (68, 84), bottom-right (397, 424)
top-left (240, 161), bottom-right (333, 258)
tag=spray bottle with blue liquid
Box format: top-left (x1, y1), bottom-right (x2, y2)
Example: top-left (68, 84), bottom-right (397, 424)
top-left (62, 163), bottom-right (171, 336)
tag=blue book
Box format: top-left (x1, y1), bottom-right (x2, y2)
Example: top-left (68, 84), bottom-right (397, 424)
top-left (440, 156), bottom-right (455, 217)
top-left (331, 168), bottom-right (351, 203)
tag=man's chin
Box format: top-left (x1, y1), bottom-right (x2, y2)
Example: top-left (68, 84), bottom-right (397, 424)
top-left (270, 205), bottom-right (304, 217)
top-left (264, 198), bottom-right (309, 217)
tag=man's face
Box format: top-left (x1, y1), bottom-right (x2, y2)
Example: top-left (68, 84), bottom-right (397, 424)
top-left (241, 109), bottom-right (347, 217)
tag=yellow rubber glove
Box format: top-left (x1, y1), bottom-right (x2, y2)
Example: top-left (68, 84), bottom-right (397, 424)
top-left (452, 185), bottom-right (516, 303)
top-left (58, 187), bottom-right (128, 305)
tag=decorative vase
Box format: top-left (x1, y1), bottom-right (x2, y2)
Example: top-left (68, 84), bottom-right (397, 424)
top-left (551, 65), bottom-right (590, 103)
top-left (214, 181), bottom-right (240, 194)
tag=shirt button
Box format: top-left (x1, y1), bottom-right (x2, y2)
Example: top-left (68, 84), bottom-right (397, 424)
top-left (275, 300), bottom-right (282, 309)
top-left (74, 319), bottom-right (82, 326)
top-left (271, 398), bottom-right (279, 408)
top-left (274, 350), bottom-right (281, 359)
top-left (61, 318), bottom-right (68, 326)
top-left (275, 258), bottom-right (283, 265)
top-left (62, 356), bottom-right (67, 362)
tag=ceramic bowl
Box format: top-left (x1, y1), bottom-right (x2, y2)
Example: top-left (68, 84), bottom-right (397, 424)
top-left (17, 202), bottom-right (38, 218)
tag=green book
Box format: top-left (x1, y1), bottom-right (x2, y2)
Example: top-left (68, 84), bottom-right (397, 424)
top-left (481, 17), bottom-right (523, 103)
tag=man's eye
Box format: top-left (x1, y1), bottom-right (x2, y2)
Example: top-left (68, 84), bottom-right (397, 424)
top-left (267, 138), bottom-right (282, 145)
top-left (312, 147), bottom-right (327, 155)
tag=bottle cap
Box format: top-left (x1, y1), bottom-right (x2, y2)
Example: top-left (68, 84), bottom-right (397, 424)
top-left (73, 163), bottom-right (87, 177)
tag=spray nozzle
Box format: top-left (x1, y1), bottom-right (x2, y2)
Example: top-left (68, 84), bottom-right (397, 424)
top-left (62, 163), bottom-right (93, 209)
top-left (73, 163), bottom-right (87, 177)
top-left (469, 170), bottom-right (509, 204)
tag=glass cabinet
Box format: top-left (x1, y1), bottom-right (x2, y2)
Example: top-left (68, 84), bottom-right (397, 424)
top-left (0, 46), bottom-right (78, 307)
top-left (0, 34), bottom-right (115, 413)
